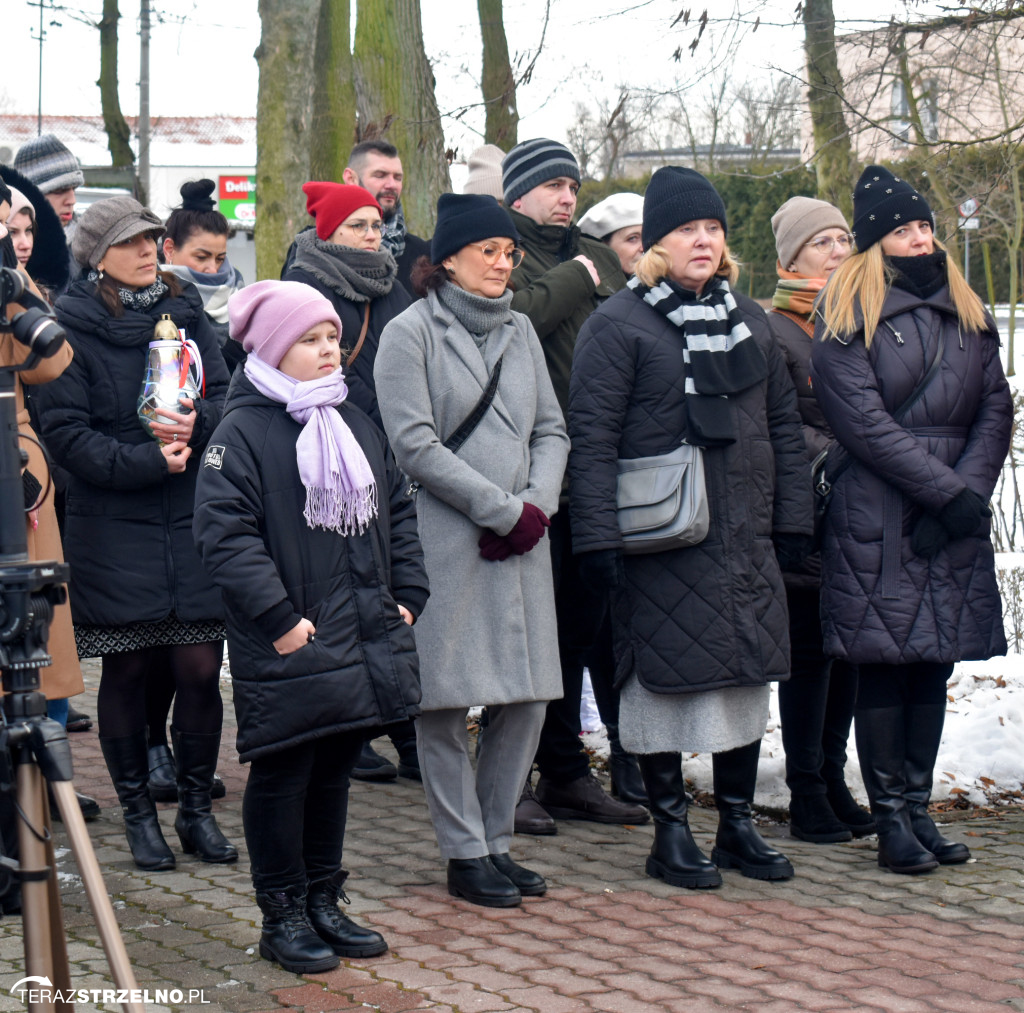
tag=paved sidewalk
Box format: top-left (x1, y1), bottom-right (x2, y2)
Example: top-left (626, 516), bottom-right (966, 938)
top-left (1, 663), bottom-right (1022, 1012)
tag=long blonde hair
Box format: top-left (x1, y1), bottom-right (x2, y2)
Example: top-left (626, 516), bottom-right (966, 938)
top-left (634, 241), bottom-right (740, 289)
top-left (818, 237), bottom-right (987, 346)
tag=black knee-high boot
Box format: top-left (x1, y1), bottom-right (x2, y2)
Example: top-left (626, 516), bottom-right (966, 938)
top-left (100, 731), bottom-right (175, 870)
top-left (637, 752), bottom-right (720, 889)
top-left (855, 706), bottom-right (938, 874)
top-left (711, 740), bottom-right (793, 880)
top-left (903, 703), bottom-right (969, 864)
top-left (172, 726), bottom-right (238, 864)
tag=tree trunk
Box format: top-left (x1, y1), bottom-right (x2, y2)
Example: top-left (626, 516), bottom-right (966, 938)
top-left (97, 0), bottom-right (135, 169)
top-left (477, 0), bottom-right (518, 149)
top-left (802, 0), bottom-right (855, 220)
top-left (353, 0), bottom-right (451, 235)
top-left (310, 0), bottom-right (357, 181)
top-left (255, 0), bottom-right (319, 279)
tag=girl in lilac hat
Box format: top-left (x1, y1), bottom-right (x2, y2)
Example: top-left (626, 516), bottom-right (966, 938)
top-left (193, 279), bottom-right (428, 972)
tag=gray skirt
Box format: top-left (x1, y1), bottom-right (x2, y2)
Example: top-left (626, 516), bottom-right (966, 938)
top-left (619, 675), bottom-right (770, 755)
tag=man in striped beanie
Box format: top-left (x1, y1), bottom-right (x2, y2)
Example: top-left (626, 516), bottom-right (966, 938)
top-left (14, 134), bottom-right (84, 233)
top-left (500, 140), bottom-right (645, 835)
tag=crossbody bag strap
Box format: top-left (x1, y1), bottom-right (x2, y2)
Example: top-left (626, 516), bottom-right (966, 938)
top-left (344, 304), bottom-right (372, 369)
top-left (405, 356), bottom-right (504, 497)
top-left (825, 324), bottom-right (947, 487)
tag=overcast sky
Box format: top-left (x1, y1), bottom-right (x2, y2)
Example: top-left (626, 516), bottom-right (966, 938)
top-left (4, 0), bottom-right (941, 160)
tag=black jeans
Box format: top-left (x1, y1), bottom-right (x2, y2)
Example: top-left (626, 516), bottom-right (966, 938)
top-left (243, 731), bottom-right (363, 893)
top-left (534, 509), bottom-right (606, 783)
top-left (777, 586), bottom-right (858, 796)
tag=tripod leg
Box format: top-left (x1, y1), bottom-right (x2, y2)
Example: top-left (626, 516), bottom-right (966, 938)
top-left (52, 780), bottom-right (145, 1013)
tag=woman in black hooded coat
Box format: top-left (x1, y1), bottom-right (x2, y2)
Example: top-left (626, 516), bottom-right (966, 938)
top-left (810, 165), bottom-right (1011, 875)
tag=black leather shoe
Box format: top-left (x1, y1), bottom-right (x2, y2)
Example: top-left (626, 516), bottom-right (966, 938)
top-left (536, 772), bottom-right (650, 825)
top-left (825, 781), bottom-right (875, 837)
top-left (514, 781), bottom-right (556, 835)
top-left (789, 793), bottom-right (853, 844)
top-left (257, 887), bottom-right (339, 973)
top-left (66, 705), bottom-right (93, 733)
top-left (307, 872), bottom-right (388, 957)
top-left (351, 741), bottom-right (397, 782)
top-left (489, 853), bottom-right (546, 896)
top-left (447, 857), bottom-right (521, 907)
top-left (49, 785), bottom-right (101, 822)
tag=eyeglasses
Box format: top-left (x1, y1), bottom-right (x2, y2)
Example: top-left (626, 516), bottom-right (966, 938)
top-left (804, 235), bottom-right (853, 254)
top-left (468, 242), bottom-right (524, 268)
top-left (342, 220), bottom-right (384, 236)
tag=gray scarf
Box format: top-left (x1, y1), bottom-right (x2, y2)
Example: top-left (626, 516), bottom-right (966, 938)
top-left (88, 268), bottom-right (169, 312)
top-left (437, 282), bottom-right (513, 339)
top-left (291, 230), bottom-right (397, 303)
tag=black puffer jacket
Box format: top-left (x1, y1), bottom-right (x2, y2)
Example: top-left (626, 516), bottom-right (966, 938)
top-left (34, 277), bottom-right (230, 626)
top-left (569, 286), bottom-right (812, 695)
top-left (809, 284), bottom-right (1011, 665)
top-left (283, 266), bottom-right (412, 429)
top-left (192, 370), bottom-right (428, 761)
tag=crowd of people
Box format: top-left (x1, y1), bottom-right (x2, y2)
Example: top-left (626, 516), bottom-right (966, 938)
top-left (0, 130), bottom-right (1010, 973)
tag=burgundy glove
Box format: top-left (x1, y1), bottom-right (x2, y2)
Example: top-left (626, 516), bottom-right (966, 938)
top-left (504, 502), bottom-right (551, 555)
top-left (479, 530), bottom-right (513, 562)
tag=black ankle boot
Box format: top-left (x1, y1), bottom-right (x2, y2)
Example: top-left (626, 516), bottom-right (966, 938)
top-left (171, 727), bottom-right (237, 864)
top-left (307, 871), bottom-right (388, 957)
top-left (447, 857), bottom-right (521, 907)
top-left (903, 702), bottom-right (969, 864)
top-left (147, 744), bottom-right (178, 803)
top-left (856, 706), bottom-right (938, 874)
top-left (389, 721), bottom-right (421, 781)
top-left (711, 741), bottom-right (794, 880)
top-left (607, 722), bottom-right (648, 805)
top-left (789, 793), bottom-right (852, 844)
top-left (100, 732), bottom-right (175, 871)
top-left (256, 886), bottom-right (339, 973)
top-left (825, 780), bottom-right (875, 837)
top-left (637, 752), bottom-right (720, 889)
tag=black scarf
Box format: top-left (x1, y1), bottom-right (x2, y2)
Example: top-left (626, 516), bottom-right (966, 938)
top-left (888, 250), bottom-right (948, 300)
top-left (88, 268), bottom-right (169, 311)
top-left (291, 230), bottom-right (397, 303)
top-left (628, 275), bottom-right (767, 446)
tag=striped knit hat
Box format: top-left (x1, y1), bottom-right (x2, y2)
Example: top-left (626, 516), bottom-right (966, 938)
top-left (13, 134), bottom-right (85, 195)
top-left (502, 139), bottom-right (580, 206)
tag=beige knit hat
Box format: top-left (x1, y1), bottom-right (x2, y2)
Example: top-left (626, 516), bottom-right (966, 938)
top-left (771, 196), bottom-right (849, 269)
top-left (463, 145), bottom-right (506, 201)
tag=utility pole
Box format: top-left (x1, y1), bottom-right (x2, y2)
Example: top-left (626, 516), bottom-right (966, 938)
top-left (138, 0), bottom-right (151, 203)
top-left (27, 0), bottom-right (59, 135)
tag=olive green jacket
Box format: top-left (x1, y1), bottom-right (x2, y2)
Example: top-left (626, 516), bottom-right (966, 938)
top-left (508, 209), bottom-right (625, 420)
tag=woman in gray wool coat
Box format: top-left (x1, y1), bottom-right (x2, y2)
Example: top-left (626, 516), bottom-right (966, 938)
top-left (374, 193), bottom-right (568, 908)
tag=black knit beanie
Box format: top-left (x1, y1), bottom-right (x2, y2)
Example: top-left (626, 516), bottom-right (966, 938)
top-left (642, 167), bottom-right (727, 249)
top-left (431, 193), bottom-right (521, 264)
top-left (502, 139), bottom-right (580, 206)
top-left (851, 165), bottom-right (933, 253)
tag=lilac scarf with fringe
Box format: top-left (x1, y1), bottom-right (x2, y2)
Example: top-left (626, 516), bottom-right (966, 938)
top-left (244, 355), bottom-right (378, 535)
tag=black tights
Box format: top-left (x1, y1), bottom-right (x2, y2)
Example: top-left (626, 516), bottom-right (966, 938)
top-left (98, 642), bottom-right (224, 740)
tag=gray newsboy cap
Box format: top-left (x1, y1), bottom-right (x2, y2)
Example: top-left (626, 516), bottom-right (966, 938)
top-left (71, 196), bottom-right (164, 269)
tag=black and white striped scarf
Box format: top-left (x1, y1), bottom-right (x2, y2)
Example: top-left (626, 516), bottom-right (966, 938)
top-left (629, 275), bottom-right (767, 446)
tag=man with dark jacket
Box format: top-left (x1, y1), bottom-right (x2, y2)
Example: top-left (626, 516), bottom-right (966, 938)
top-left (501, 138), bottom-right (646, 833)
top-left (342, 140), bottom-right (431, 294)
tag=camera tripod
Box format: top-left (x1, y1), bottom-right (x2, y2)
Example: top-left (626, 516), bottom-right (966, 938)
top-left (0, 268), bottom-right (143, 1013)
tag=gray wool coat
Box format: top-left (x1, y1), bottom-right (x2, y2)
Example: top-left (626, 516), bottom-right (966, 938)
top-left (374, 289), bottom-right (569, 711)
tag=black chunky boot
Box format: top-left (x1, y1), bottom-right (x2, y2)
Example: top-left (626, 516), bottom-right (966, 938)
top-left (711, 741), bottom-right (794, 880)
top-left (256, 886), bottom-right (339, 972)
top-left (606, 722), bottom-right (648, 805)
top-left (172, 726), bottom-right (238, 864)
top-left (307, 871), bottom-right (388, 957)
top-left (904, 703), bottom-right (969, 865)
top-left (637, 752), bottom-right (720, 889)
top-left (856, 706), bottom-right (938, 874)
top-left (100, 732), bottom-right (175, 871)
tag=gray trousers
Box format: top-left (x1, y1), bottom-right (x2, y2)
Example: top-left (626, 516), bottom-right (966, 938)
top-left (416, 701), bottom-right (547, 860)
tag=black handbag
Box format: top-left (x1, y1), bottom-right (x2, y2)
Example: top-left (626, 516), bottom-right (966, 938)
top-left (813, 328), bottom-right (946, 532)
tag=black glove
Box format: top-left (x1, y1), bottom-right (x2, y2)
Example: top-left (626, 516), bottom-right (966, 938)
top-left (22, 469), bottom-right (42, 510)
top-left (577, 549), bottom-right (625, 592)
top-left (911, 512), bottom-right (949, 559)
top-left (772, 532), bottom-right (816, 572)
top-left (938, 488), bottom-right (991, 540)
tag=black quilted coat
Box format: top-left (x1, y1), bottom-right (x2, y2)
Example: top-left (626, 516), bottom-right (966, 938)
top-left (568, 286), bottom-right (813, 695)
top-left (192, 371), bottom-right (428, 762)
top-left (809, 284), bottom-right (1011, 665)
